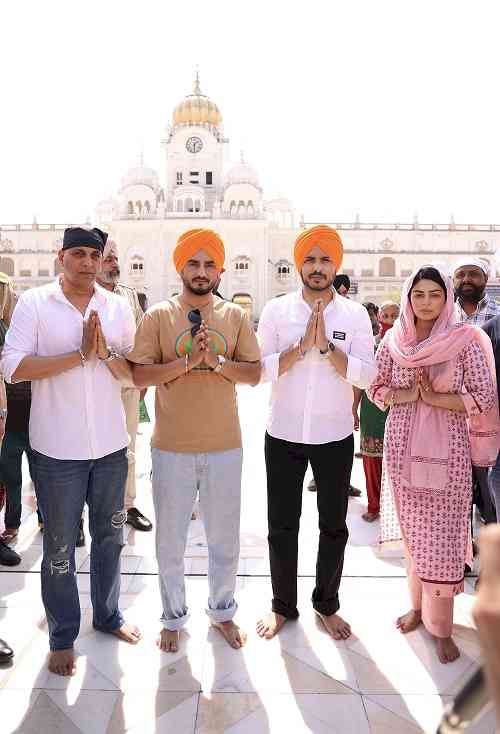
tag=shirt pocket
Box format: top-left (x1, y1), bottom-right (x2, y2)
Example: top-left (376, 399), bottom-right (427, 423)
top-left (328, 328), bottom-right (353, 355)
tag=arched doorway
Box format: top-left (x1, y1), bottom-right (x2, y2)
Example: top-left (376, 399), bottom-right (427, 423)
top-left (232, 293), bottom-right (253, 319)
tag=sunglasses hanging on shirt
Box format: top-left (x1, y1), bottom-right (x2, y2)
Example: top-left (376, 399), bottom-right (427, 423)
top-left (188, 309), bottom-right (202, 337)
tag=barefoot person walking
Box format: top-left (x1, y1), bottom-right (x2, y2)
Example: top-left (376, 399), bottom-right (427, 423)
top-left (367, 266), bottom-right (499, 664)
top-left (256, 225), bottom-right (376, 641)
top-left (1, 227), bottom-right (141, 676)
top-left (129, 228), bottom-right (260, 653)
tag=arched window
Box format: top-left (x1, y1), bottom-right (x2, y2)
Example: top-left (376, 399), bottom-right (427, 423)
top-left (144, 200), bottom-right (151, 214)
top-left (176, 199), bottom-right (184, 213)
top-left (276, 260), bottom-right (292, 283)
top-left (232, 293), bottom-right (253, 319)
top-left (194, 199), bottom-right (201, 213)
top-left (186, 197), bottom-right (194, 213)
top-left (237, 200), bottom-right (245, 218)
top-left (234, 256), bottom-right (250, 274)
top-left (229, 200), bottom-right (236, 217)
top-left (127, 201), bottom-right (134, 215)
top-left (129, 254), bottom-right (145, 277)
top-left (379, 257), bottom-right (395, 277)
top-left (135, 200), bottom-right (143, 215)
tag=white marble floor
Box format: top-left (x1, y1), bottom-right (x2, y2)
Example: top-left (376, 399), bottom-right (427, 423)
top-left (0, 385), bottom-right (496, 733)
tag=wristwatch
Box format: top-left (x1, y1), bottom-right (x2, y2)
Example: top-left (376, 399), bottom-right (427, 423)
top-left (0, 408), bottom-right (7, 420)
top-left (213, 355), bottom-right (226, 373)
top-left (320, 341), bottom-right (336, 355)
top-left (101, 349), bottom-right (119, 362)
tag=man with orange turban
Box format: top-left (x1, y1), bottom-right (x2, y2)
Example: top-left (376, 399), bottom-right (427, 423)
top-left (128, 228), bottom-right (261, 653)
top-left (256, 224), bottom-right (376, 642)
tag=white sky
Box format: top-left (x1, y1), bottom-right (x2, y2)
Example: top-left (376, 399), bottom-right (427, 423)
top-left (1, 0), bottom-right (498, 225)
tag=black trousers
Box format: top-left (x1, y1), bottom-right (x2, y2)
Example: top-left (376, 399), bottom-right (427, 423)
top-left (265, 431), bottom-right (353, 619)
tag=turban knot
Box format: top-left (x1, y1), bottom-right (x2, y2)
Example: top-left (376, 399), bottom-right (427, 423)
top-left (173, 229), bottom-right (225, 273)
top-left (294, 225), bottom-right (343, 272)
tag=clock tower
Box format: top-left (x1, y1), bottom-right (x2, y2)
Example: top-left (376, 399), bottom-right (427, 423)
top-left (163, 74), bottom-right (229, 216)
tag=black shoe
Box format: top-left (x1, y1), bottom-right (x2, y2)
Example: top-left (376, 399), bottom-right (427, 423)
top-left (126, 508), bottom-right (153, 531)
top-left (348, 485), bottom-right (362, 497)
top-left (0, 637), bottom-right (13, 662)
top-left (0, 539), bottom-right (21, 566)
top-left (76, 519), bottom-right (85, 548)
top-left (307, 479), bottom-right (317, 492)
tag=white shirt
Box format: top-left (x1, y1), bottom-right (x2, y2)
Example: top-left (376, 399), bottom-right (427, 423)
top-left (258, 290), bottom-right (377, 444)
top-left (1, 279), bottom-right (136, 460)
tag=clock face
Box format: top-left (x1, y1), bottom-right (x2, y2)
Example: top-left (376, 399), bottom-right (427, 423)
top-left (186, 136), bottom-right (203, 154)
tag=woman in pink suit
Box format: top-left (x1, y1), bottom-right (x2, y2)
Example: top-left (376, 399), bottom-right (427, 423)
top-left (368, 266), bottom-right (499, 664)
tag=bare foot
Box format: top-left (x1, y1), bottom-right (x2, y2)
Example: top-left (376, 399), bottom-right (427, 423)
top-left (157, 628), bottom-right (180, 653)
top-left (212, 620), bottom-right (247, 649)
top-left (436, 636), bottom-right (460, 664)
top-left (256, 612), bottom-right (287, 639)
top-left (316, 611), bottom-right (352, 640)
top-left (48, 649), bottom-right (76, 676)
top-left (396, 609), bottom-right (422, 633)
top-left (110, 622), bottom-right (141, 644)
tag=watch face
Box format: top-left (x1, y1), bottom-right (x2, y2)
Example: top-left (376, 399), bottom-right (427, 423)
top-left (186, 136), bottom-right (203, 153)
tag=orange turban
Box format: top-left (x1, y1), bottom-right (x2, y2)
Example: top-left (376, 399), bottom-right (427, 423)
top-left (173, 228), bottom-right (225, 273)
top-left (294, 225), bottom-right (343, 272)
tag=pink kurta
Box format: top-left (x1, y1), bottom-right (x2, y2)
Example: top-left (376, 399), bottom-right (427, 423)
top-left (368, 339), bottom-right (495, 600)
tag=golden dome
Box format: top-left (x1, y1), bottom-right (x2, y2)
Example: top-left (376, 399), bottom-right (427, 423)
top-left (173, 74), bottom-right (222, 127)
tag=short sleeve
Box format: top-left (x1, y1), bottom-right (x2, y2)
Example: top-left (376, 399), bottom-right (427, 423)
top-left (233, 312), bottom-right (261, 363)
top-left (127, 310), bottom-right (162, 365)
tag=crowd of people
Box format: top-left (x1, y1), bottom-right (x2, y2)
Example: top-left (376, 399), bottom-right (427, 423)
top-left (0, 223), bottom-right (499, 720)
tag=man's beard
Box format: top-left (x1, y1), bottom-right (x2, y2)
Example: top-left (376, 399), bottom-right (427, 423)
top-left (301, 272), bottom-right (334, 292)
top-left (182, 276), bottom-right (216, 296)
top-left (100, 268), bottom-right (120, 285)
top-left (455, 283), bottom-right (485, 305)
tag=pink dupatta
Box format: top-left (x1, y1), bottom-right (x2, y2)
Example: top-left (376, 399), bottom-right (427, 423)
top-left (387, 266), bottom-right (500, 491)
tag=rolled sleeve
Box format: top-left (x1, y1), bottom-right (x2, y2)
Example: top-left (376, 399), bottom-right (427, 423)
top-left (257, 301), bottom-right (281, 384)
top-left (345, 310), bottom-right (376, 389)
top-left (261, 352), bottom-right (280, 383)
top-left (127, 310), bottom-right (162, 365)
top-left (119, 301), bottom-right (136, 355)
top-left (1, 294), bottom-right (37, 383)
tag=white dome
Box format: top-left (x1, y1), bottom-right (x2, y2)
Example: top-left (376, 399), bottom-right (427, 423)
top-left (121, 162), bottom-right (159, 191)
top-left (225, 162), bottom-right (260, 189)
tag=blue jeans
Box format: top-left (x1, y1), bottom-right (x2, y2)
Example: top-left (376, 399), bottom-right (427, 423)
top-left (151, 447), bottom-right (242, 631)
top-left (489, 452), bottom-right (500, 522)
top-left (32, 448), bottom-right (128, 651)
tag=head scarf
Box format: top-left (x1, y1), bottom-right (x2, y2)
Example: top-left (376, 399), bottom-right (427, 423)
top-left (294, 225), bottom-right (343, 272)
top-left (173, 228), bottom-right (225, 273)
top-left (378, 300), bottom-right (399, 339)
top-left (453, 256), bottom-right (489, 278)
top-left (103, 238), bottom-right (119, 259)
top-left (62, 227), bottom-right (106, 253)
top-left (386, 265), bottom-right (499, 491)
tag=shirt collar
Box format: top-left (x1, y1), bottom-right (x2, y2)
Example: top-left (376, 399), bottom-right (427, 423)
top-left (49, 276), bottom-right (108, 305)
top-left (297, 288), bottom-right (336, 312)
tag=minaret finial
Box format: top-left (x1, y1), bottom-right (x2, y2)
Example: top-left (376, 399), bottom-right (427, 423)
top-left (193, 66), bottom-right (201, 95)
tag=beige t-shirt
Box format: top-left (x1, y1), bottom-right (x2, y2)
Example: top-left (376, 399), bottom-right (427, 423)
top-left (127, 295), bottom-right (260, 453)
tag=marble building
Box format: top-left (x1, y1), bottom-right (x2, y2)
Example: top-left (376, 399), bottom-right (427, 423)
top-left (0, 75), bottom-right (498, 317)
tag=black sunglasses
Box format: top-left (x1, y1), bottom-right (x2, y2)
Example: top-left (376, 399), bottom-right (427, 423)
top-left (188, 309), bottom-right (202, 337)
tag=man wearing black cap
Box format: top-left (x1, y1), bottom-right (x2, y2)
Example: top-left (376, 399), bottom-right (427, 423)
top-left (1, 227), bottom-right (141, 676)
